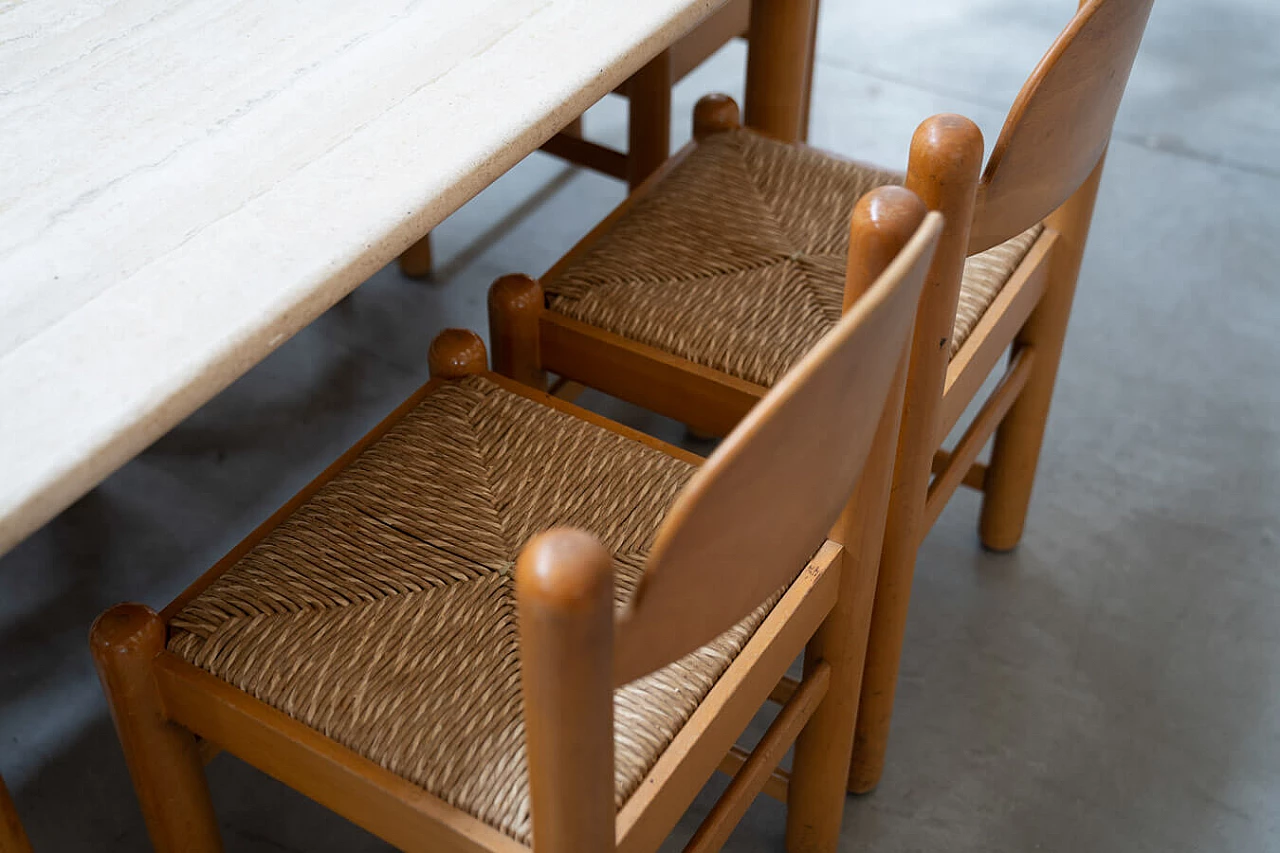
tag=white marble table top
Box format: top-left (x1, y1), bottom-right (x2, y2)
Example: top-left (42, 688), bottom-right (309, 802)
top-left (0, 0), bottom-right (723, 553)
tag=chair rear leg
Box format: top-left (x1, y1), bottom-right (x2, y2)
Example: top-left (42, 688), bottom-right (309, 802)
top-left (90, 604), bottom-right (221, 853)
top-left (787, 188), bottom-right (920, 850)
top-left (788, 373), bottom-right (906, 851)
top-left (980, 152), bottom-right (1107, 552)
top-left (785, 556), bottom-right (874, 853)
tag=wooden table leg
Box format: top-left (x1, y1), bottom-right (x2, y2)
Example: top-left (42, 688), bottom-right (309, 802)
top-left (626, 49), bottom-right (673, 189)
top-left (0, 775), bottom-right (33, 853)
top-left (398, 232), bottom-right (434, 280)
top-left (744, 0), bottom-right (819, 142)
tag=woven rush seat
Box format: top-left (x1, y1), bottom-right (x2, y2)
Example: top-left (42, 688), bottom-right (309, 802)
top-left (545, 129), bottom-right (1044, 388)
top-left (166, 375), bottom-right (778, 844)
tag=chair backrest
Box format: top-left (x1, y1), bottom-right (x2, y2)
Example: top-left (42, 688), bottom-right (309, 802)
top-left (613, 197), bottom-right (943, 685)
top-left (967, 0), bottom-right (1155, 253)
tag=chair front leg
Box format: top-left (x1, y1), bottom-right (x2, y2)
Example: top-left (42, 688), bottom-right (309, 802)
top-left (90, 605), bottom-right (222, 853)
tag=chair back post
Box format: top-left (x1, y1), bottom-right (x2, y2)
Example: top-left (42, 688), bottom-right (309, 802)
top-left (785, 188), bottom-right (926, 850)
top-left (828, 186), bottom-right (928, 562)
top-left (847, 115), bottom-right (982, 794)
top-left (613, 200), bottom-right (942, 687)
top-left (902, 115), bottom-right (984, 462)
top-left (516, 529), bottom-right (616, 852)
top-left (968, 0), bottom-right (1155, 252)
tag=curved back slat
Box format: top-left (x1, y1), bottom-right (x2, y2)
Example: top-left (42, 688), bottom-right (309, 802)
top-left (968, 0), bottom-right (1154, 253)
top-left (613, 199), bottom-right (943, 686)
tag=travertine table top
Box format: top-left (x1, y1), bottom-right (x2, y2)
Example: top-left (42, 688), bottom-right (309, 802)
top-left (0, 0), bottom-right (723, 554)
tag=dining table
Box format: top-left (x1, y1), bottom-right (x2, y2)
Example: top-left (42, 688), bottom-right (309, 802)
top-left (0, 0), bottom-right (816, 845)
top-left (0, 0), bottom-right (819, 557)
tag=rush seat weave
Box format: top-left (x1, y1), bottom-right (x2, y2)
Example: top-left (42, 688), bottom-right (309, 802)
top-left (167, 375), bottom-right (778, 844)
top-left (545, 129), bottom-right (1044, 388)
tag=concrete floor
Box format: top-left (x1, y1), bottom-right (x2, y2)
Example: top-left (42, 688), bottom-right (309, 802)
top-left (3, 0), bottom-right (1279, 849)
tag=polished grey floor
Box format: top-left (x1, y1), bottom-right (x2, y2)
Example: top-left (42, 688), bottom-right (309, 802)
top-left (3, 0), bottom-right (1279, 850)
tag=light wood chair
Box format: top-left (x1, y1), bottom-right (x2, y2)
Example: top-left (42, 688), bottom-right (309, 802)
top-left (485, 0), bottom-right (1154, 793)
top-left (398, 0), bottom-right (820, 279)
top-left (91, 188), bottom-right (939, 852)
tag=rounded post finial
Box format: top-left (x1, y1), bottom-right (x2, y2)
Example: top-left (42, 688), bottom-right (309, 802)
top-left (90, 603), bottom-right (165, 658)
top-left (907, 114), bottom-right (984, 204)
top-left (428, 329), bottom-right (488, 379)
top-left (488, 274), bottom-right (542, 316)
top-left (488, 274), bottom-right (545, 387)
top-left (693, 94), bottom-right (741, 142)
top-left (845, 186), bottom-right (930, 310)
top-left (516, 528), bottom-right (614, 612)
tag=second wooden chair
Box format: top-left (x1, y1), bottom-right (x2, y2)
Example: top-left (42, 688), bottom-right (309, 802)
top-left (486, 0), bottom-right (1155, 792)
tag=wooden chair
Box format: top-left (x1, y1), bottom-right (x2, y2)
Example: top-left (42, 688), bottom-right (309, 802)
top-left (485, 0), bottom-right (1154, 794)
top-left (91, 188), bottom-right (939, 852)
top-left (398, 0), bottom-right (820, 278)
